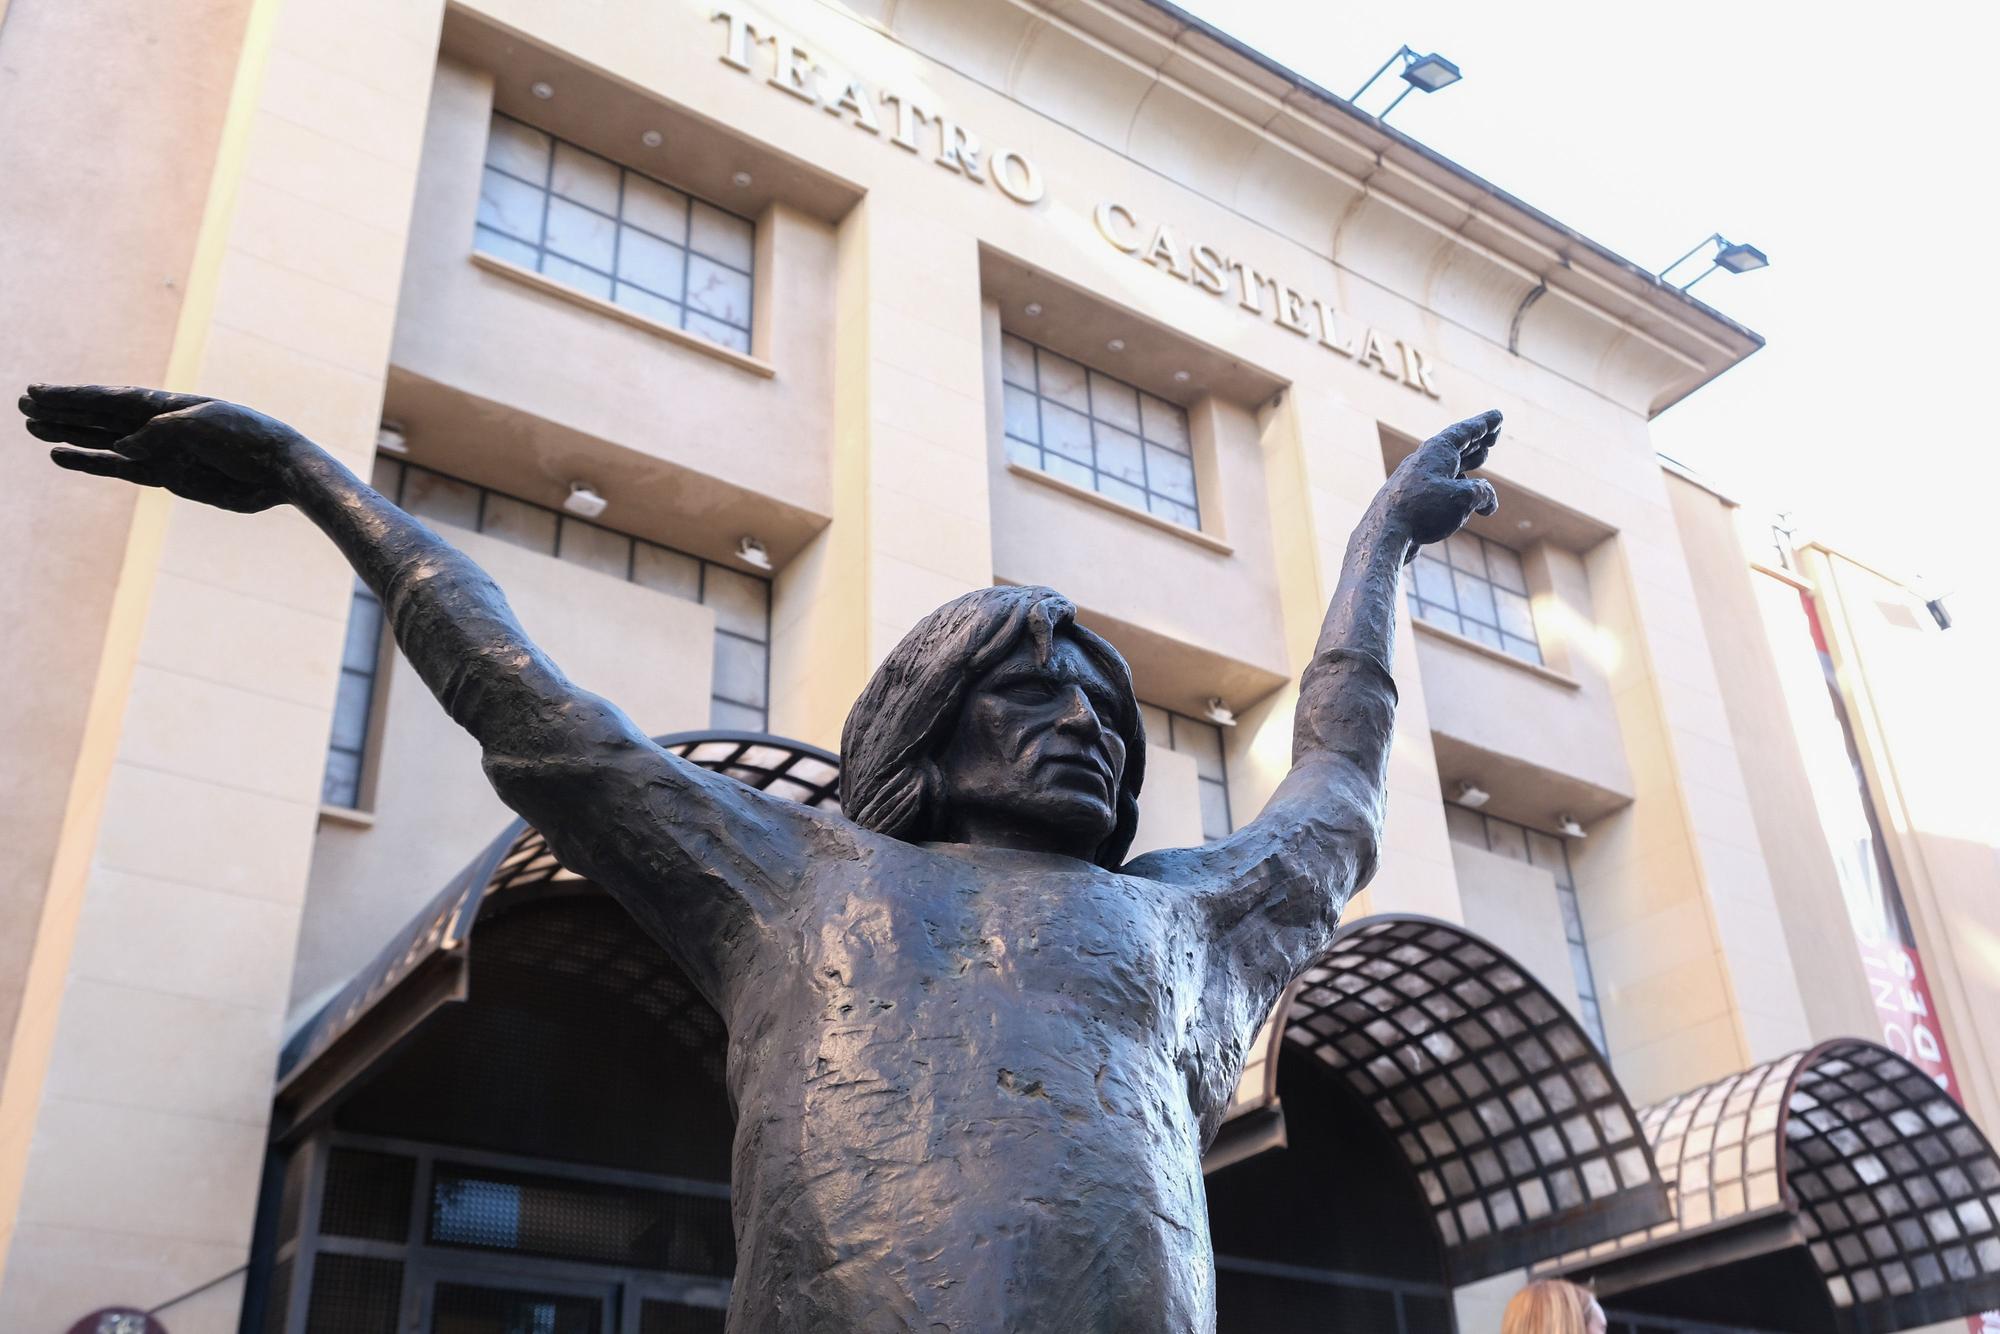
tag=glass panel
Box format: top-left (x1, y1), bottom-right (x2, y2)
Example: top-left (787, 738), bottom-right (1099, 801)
top-left (543, 196), bottom-right (616, 272)
top-left (1526, 831), bottom-right (1568, 877)
top-left (1199, 779), bottom-right (1231, 842)
top-left (322, 747), bottom-right (362, 809)
top-left (1088, 371), bottom-right (1139, 431)
top-left (616, 227), bottom-right (686, 301)
top-left (404, 470), bottom-right (481, 529)
top-left (1486, 819), bottom-right (1528, 862)
top-left (1100, 476), bottom-right (1146, 510)
top-left (683, 311), bottom-right (750, 352)
top-left (1445, 530), bottom-right (1487, 575)
top-left (476, 167), bottom-right (545, 243)
top-left (709, 697), bottom-right (765, 731)
top-left (474, 226), bottom-right (539, 270)
top-left (1444, 804), bottom-right (1487, 847)
top-left (1046, 453), bottom-right (1094, 489)
top-left (689, 201), bottom-right (754, 269)
top-left (1005, 437), bottom-right (1041, 471)
top-left (632, 542), bottom-right (702, 600)
top-left (538, 253), bottom-right (613, 301)
top-left (1175, 717), bottom-right (1226, 782)
top-left (1041, 402), bottom-right (1093, 464)
top-left (556, 518), bottom-right (629, 577)
top-left (1093, 425), bottom-right (1144, 486)
top-left (1414, 600), bottom-right (1459, 633)
top-left (1036, 349), bottom-right (1090, 411)
top-left (1139, 703), bottom-right (1172, 743)
top-left (1413, 554), bottom-right (1456, 607)
top-left (551, 140), bottom-right (620, 212)
top-left (330, 671), bottom-right (374, 751)
top-left (1453, 570), bottom-right (1497, 627)
top-left (479, 494), bottom-right (557, 554)
top-left (702, 565), bottom-right (768, 640)
top-left (1003, 385), bottom-right (1041, 443)
top-left (1139, 393), bottom-right (1190, 450)
top-left (341, 591), bottom-right (383, 672)
top-left (622, 173), bottom-right (690, 243)
top-left (615, 284), bottom-right (681, 326)
top-left (1001, 333), bottom-right (1036, 387)
top-left (370, 455), bottom-right (405, 496)
top-left (686, 254), bottom-right (751, 328)
top-left (1145, 444), bottom-right (1196, 505)
top-left (485, 116), bottom-right (550, 180)
top-left (430, 1282), bottom-right (599, 1334)
top-left (1495, 588), bottom-right (1536, 640)
top-left (1148, 496), bottom-right (1198, 530)
top-left (1462, 619), bottom-right (1505, 650)
top-left (1503, 635), bottom-right (1543, 666)
top-left (1485, 543), bottom-right (1528, 594)
top-left (713, 633), bottom-right (768, 708)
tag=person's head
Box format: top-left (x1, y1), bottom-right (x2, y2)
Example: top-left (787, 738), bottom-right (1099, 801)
top-left (1501, 1280), bottom-right (1606, 1334)
top-left (840, 586), bottom-right (1145, 867)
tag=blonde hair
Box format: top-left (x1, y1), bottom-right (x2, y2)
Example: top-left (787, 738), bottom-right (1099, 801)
top-left (1501, 1279), bottom-right (1599, 1334)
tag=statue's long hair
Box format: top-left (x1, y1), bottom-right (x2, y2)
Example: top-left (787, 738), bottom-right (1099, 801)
top-left (839, 586), bottom-right (1146, 870)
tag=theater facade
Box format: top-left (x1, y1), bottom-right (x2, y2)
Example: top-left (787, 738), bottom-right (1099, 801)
top-left (1, 0), bottom-right (1996, 1331)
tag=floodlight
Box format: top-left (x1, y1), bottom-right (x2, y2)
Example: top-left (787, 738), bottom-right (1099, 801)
top-left (1661, 233), bottom-right (1771, 291)
top-left (1353, 45), bottom-right (1466, 121)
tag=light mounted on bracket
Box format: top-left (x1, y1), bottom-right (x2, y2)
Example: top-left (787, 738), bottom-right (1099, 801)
top-left (563, 481), bottom-right (608, 519)
top-left (1660, 232), bottom-right (1770, 292)
top-left (736, 535), bottom-right (772, 571)
top-left (375, 421), bottom-right (408, 456)
top-left (1454, 780), bottom-right (1490, 809)
top-left (1203, 697), bottom-right (1237, 728)
top-left (1352, 44), bottom-right (1464, 122)
top-left (1556, 813), bottom-right (1587, 840)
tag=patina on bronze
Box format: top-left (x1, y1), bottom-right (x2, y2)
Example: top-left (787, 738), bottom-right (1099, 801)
top-left (21, 383), bottom-right (1501, 1333)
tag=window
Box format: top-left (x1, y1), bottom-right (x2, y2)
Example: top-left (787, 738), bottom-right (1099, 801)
top-left (475, 112), bottom-right (754, 353)
top-left (1407, 531), bottom-right (1541, 665)
top-left (318, 458), bottom-right (773, 808)
top-left (1000, 333), bottom-right (1200, 530)
top-left (1140, 704), bottom-right (1232, 842)
top-left (1444, 803), bottom-right (1606, 1051)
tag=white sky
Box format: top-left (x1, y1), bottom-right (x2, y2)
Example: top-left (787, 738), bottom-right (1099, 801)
top-left (1176, 0), bottom-right (1998, 614)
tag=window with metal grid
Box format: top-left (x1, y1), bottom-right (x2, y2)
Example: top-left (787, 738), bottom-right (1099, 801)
top-left (320, 457), bottom-right (774, 807)
top-left (1443, 803), bottom-right (1605, 1051)
top-left (1407, 530), bottom-right (1541, 664)
top-left (429, 1161), bottom-right (736, 1276)
top-left (320, 1147), bottom-right (416, 1242)
top-left (262, 1257), bottom-right (292, 1334)
top-left (430, 1282), bottom-right (601, 1334)
top-left (476, 112), bottom-right (754, 353)
top-left (1138, 702), bottom-right (1233, 842)
top-left (1000, 332), bottom-right (1201, 530)
top-left (304, 1253), bottom-right (403, 1334)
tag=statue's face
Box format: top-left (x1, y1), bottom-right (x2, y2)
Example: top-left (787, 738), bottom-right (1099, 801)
top-left (937, 632), bottom-right (1129, 856)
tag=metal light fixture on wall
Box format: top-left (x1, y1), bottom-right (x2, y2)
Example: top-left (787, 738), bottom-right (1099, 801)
top-left (1660, 233), bottom-right (1770, 292)
top-left (737, 536), bottom-right (772, 571)
top-left (1454, 780), bottom-right (1490, 809)
top-left (1352, 45), bottom-right (1464, 122)
top-left (563, 481), bottom-right (608, 519)
top-left (1203, 697), bottom-right (1237, 728)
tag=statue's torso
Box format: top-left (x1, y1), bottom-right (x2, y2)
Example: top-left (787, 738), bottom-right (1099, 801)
top-left (720, 839), bottom-right (1230, 1334)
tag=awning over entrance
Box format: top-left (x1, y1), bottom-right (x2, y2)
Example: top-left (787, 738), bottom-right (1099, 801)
top-left (1274, 915), bottom-right (1670, 1283)
top-left (1537, 1039), bottom-right (2000, 1332)
top-left (276, 732), bottom-right (1668, 1287)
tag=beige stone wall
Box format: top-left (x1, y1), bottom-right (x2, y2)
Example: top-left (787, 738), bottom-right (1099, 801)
top-left (1453, 842), bottom-right (1584, 1021)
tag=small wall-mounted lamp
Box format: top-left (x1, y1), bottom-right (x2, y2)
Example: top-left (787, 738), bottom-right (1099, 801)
top-left (1353, 45), bottom-right (1464, 121)
top-left (375, 421), bottom-right (408, 456)
top-left (736, 536), bottom-right (772, 571)
top-left (1203, 697), bottom-right (1237, 728)
top-left (1454, 780), bottom-right (1490, 809)
top-left (563, 482), bottom-right (608, 519)
top-left (1660, 233), bottom-right (1770, 292)
top-left (1556, 814), bottom-right (1587, 839)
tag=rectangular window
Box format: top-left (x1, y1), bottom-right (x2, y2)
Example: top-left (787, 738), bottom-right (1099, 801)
top-left (1001, 333), bottom-right (1200, 531)
top-left (1443, 803), bottom-right (1606, 1051)
top-left (1407, 531), bottom-right (1541, 665)
top-left (1140, 703), bottom-right (1232, 842)
top-left (319, 458), bottom-right (773, 809)
top-left (476, 113), bottom-right (755, 353)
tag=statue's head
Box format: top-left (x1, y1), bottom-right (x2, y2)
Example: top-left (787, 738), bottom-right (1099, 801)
top-left (840, 586), bottom-right (1146, 868)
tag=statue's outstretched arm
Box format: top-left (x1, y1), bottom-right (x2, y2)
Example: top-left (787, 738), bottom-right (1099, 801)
top-left (20, 385), bottom-right (826, 1003)
top-left (1131, 411), bottom-right (1503, 1008)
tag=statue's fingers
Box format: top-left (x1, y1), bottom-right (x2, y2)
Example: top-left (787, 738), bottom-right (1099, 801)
top-left (25, 384), bottom-right (207, 429)
top-left (1464, 478), bottom-right (1499, 517)
top-left (25, 418), bottom-right (124, 449)
top-left (48, 446), bottom-right (152, 482)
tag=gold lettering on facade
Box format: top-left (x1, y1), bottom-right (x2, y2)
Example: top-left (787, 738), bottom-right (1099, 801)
top-left (936, 120), bottom-right (985, 181)
top-left (1093, 202), bottom-right (1142, 253)
top-left (1141, 225), bottom-right (1189, 281)
top-left (1092, 200), bottom-right (1441, 397)
top-left (1189, 243), bottom-right (1229, 295)
top-left (713, 7), bottom-right (1043, 207)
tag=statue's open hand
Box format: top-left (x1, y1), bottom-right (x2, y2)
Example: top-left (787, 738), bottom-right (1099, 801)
top-left (1380, 409), bottom-right (1502, 562)
top-left (20, 384), bottom-right (304, 514)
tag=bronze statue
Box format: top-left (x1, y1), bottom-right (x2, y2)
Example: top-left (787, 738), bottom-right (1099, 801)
top-left (20, 383), bottom-right (1500, 1332)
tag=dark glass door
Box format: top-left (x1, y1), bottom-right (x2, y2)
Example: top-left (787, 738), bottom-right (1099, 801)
top-left (430, 1279), bottom-right (604, 1334)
